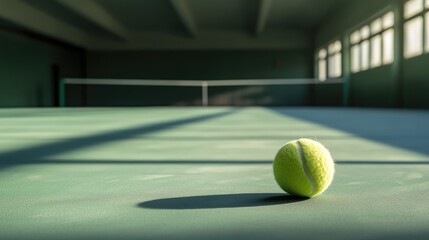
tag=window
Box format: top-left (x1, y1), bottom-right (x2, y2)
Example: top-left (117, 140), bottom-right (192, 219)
top-left (404, 17), bottom-right (423, 58)
top-left (318, 49), bottom-right (327, 81)
top-left (405, 0), bottom-right (423, 18)
top-left (361, 40), bottom-right (370, 71)
top-left (403, 0), bottom-right (429, 58)
top-left (316, 40), bottom-right (342, 81)
top-left (351, 45), bottom-right (360, 73)
top-left (350, 11), bottom-right (395, 73)
top-left (350, 31), bottom-right (360, 73)
top-left (426, 12), bottom-right (429, 52)
top-left (383, 29), bottom-right (394, 64)
top-left (328, 41), bottom-right (342, 78)
top-left (371, 35), bottom-right (382, 67)
top-left (383, 12), bottom-right (395, 29)
top-left (382, 12), bottom-right (395, 64)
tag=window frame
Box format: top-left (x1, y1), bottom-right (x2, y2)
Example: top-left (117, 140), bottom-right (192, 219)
top-left (316, 40), bottom-right (342, 81)
top-left (349, 11), bottom-right (395, 74)
top-left (403, 0), bottom-right (429, 58)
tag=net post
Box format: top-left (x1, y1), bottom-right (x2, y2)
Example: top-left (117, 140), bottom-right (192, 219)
top-left (59, 78), bottom-right (65, 107)
top-left (202, 81), bottom-right (208, 106)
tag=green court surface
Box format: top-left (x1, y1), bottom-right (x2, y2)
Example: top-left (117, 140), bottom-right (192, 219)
top-left (1, 107), bottom-right (429, 240)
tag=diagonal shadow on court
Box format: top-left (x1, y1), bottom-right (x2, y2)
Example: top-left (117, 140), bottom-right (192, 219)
top-left (0, 109), bottom-right (237, 171)
top-left (270, 108), bottom-right (429, 157)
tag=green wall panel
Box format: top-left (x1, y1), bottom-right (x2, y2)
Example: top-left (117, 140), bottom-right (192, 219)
top-left (0, 30), bottom-right (84, 107)
top-left (313, 85), bottom-right (343, 106)
top-left (349, 66), bottom-right (397, 107)
top-left (403, 55), bottom-right (429, 108)
top-left (86, 50), bottom-right (312, 80)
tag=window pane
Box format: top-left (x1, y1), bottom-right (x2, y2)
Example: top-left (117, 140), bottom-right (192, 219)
top-left (426, 0), bottom-right (429, 8)
top-left (335, 41), bottom-right (342, 52)
top-left (351, 45), bottom-right (360, 73)
top-left (426, 13), bottom-right (429, 52)
top-left (328, 55), bottom-right (335, 77)
top-left (405, 0), bottom-right (423, 19)
top-left (351, 31), bottom-right (360, 44)
top-left (371, 35), bottom-right (382, 68)
top-left (361, 40), bottom-right (370, 71)
top-left (334, 53), bottom-right (342, 77)
top-left (383, 12), bottom-right (394, 29)
top-left (383, 29), bottom-right (394, 64)
top-left (361, 26), bottom-right (370, 39)
top-left (404, 17), bottom-right (423, 58)
top-left (319, 60), bottom-right (327, 81)
top-left (319, 49), bottom-right (327, 59)
top-left (371, 19), bottom-right (382, 34)
top-left (328, 41), bottom-right (341, 54)
top-left (328, 43), bottom-right (336, 54)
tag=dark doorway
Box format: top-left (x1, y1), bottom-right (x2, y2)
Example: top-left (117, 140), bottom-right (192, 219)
top-left (51, 64), bottom-right (60, 107)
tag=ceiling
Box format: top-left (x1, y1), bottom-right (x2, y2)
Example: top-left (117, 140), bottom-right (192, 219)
top-left (0, 0), bottom-right (346, 50)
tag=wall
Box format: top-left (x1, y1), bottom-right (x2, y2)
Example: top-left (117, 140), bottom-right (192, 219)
top-left (86, 50), bottom-right (312, 80)
top-left (0, 28), bottom-right (84, 107)
top-left (403, 52), bottom-right (429, 109)
top-left (80, 49), bottom-right (315, 106)
top-left (3, 0), bottom-right (428, 108)
top-left (315, 0), bottom-right (429, 108)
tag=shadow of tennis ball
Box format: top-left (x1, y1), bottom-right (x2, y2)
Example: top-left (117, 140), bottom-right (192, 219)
top-left (137, 193), bottom-right (307, 210)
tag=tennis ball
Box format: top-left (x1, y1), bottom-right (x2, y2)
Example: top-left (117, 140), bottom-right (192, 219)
top-left (273, 138), bottom-right (335, 198)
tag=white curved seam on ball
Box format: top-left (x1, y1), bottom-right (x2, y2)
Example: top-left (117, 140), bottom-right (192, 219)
top-left (297, 140), bottom-right (316, 196)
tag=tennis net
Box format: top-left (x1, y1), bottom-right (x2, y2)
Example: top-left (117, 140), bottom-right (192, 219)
top-left (60, 78), bottom-right (343, 107)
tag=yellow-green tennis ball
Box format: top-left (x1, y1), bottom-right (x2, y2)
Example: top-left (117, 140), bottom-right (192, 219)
top-left (273, 138), bottom-right (335, 198)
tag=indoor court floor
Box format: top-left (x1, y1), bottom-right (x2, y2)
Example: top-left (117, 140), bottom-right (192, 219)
top-left (1, 107), bottom-right (429, 239)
